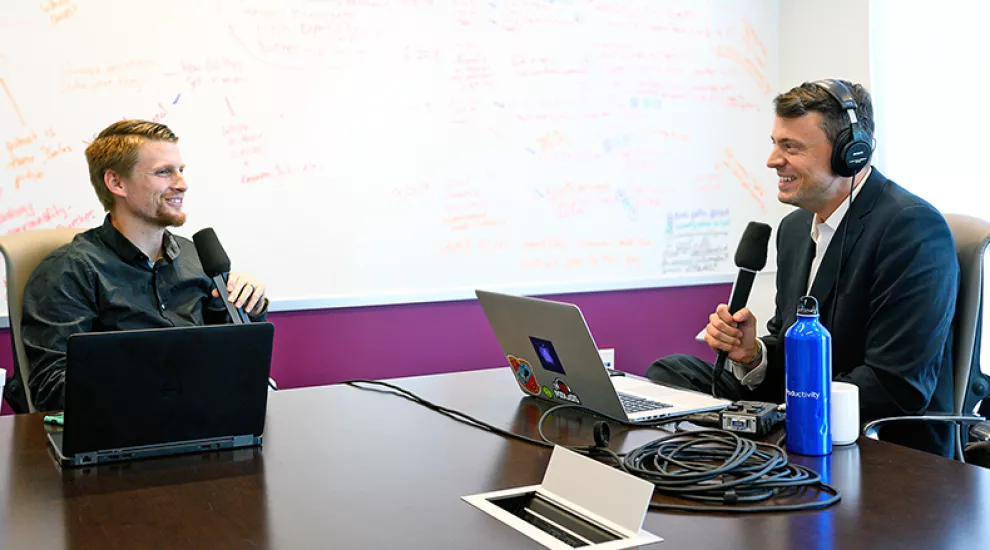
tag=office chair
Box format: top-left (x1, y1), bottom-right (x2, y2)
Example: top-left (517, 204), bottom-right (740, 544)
top-left (863, 214), bottom-right (990, 462)
top-left (0, 228), bottom-right (84, 413)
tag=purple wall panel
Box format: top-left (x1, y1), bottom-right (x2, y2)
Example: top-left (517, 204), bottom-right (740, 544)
top-left (1, 283), bottom-right (728, 414)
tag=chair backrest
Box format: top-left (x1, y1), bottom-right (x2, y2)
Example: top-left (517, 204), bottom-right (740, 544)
top-left (944, 214), bottom-right (990, 416)
top-left (0, 228), bottom-right (85, 412)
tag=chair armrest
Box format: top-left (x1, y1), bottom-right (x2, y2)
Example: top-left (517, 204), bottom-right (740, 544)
top-left (969, 420), bottom-right (990, 442)
top-left (862, 414), bottom-right (986, 440)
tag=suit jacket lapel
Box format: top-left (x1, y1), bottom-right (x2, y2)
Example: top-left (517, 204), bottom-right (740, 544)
top-left (774, 212), bottom-right (815, 335)
top-left (794, 227), bottom-right (816, 303)
top-left (808, 169), bottom-right (887, 328)
top-left (809, 215), bottom-right (863, 326)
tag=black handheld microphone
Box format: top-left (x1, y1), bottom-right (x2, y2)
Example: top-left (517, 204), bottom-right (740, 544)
top-left (193, 228), bottom-right (278, 391)
top-left (711, 221), bottom-right (772, 397)
top-left (193, 228), bottom-right (251, 324)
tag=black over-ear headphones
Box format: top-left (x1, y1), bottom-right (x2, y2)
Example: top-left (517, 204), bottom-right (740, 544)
top-left (814, 79), bottom-right (873, 177)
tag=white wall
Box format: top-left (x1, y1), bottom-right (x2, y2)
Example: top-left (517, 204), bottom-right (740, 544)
top-left (745, 0), bottom-right (872, 330)
top-left (869, 0), bottom-right (990, 376)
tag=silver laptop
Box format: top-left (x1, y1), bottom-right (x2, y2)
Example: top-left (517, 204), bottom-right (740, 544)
top-left (475, 290), bottom-right (731, 423)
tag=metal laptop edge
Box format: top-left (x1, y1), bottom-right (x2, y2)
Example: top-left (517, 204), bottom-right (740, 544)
top-left (49, 431), bottom-right (262, 467)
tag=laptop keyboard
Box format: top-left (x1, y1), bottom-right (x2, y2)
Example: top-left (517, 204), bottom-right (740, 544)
top-left (617, 392), bottom-right (673, 413)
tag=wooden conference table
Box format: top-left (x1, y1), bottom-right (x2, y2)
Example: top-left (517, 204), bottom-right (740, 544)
top-left (1, 368), bottom-right (989, 549)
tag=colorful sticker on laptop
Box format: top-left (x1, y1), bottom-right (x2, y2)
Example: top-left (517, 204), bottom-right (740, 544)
top-left (529, 336), bottom-right (566, 374)
top-left (508, 355), bottom-right (541, 395)
top-left (552, 378), bottom-right (581, 404)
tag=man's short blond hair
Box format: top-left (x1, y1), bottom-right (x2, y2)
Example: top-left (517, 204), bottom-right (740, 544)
top-left (84, 120), bottom-right (178, 211)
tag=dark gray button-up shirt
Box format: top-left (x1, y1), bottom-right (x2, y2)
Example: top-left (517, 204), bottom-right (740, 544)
top-left (18, 215), bottom-right (264, 412)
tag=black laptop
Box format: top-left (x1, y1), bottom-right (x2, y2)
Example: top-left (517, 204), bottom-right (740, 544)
top-left (47, 323), bottom-right (274, 467)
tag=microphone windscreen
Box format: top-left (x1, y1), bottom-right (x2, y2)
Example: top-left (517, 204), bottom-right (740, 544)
top-left (734, 222), bottom-right (772, 271)
top-left (192, 228), bottom-right (231, 277)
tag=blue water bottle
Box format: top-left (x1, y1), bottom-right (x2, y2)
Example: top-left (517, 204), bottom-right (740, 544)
top-left (784, 296), bottom-right (832, 456)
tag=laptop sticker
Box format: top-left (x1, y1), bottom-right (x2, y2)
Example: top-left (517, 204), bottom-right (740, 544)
top-left (507, 355), bottom-right (541, 395)
top-left (552, 378), bottom-right (581, 404)
top-left (529, 336), bottom-right (566, 374)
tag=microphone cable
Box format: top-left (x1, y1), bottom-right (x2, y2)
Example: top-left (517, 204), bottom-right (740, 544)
top-left (341, 379), bottom-right (840, 513)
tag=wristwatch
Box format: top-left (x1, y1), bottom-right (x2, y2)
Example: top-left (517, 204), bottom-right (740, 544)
top-left (737, 340), bottom-right (763, 369)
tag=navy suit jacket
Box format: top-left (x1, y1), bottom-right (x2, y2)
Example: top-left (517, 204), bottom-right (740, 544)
top-left (752, 168), bottom-right (959, 456)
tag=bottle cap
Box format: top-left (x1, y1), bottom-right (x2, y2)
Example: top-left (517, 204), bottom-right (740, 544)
top-left (797, 295), bottom-right (819, 315)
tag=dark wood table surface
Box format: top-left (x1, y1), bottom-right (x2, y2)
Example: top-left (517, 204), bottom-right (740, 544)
top-left (2, 368), bottom-right (989, 549)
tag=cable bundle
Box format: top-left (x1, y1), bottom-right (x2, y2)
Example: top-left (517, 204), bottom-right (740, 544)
top-left (342, 380), bottom-right (840, 513)
top-left (623, 429), bottom-right (839, 512)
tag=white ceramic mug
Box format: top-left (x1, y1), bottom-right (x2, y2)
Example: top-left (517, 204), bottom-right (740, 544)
top-left (831, 381), bottom-right (860, 445)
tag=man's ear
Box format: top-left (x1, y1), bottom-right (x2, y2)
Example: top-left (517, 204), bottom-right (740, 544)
top-left (104, 170), bottom-right (127, 199)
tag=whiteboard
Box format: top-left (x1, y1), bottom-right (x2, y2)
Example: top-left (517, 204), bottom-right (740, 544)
top-left (1, 0), bottom-right (784, 321)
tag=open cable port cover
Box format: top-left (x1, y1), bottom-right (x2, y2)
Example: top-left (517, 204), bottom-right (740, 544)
top-left (463, 446), bottom-right (662, 550)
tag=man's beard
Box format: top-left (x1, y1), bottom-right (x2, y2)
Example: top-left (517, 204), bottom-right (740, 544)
top-left (151, 204), bottom-right (186, 227)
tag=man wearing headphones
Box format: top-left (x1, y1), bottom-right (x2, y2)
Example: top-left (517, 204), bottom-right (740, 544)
top-left (646, 80), bottom-right (959, 457)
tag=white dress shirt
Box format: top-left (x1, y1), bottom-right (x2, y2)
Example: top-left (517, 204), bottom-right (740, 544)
top-left (731, 169), bottom-right (869, 389)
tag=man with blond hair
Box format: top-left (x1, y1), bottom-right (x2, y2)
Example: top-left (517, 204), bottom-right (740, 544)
top-left (5, 120), bottom-right (269, 412)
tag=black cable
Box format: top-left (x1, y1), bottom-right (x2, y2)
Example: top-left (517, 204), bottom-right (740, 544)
top-left (341, 380), bottom-right (652, 454)
top-left (624, 429), bottom-right (840, 512)
top-left (340, 379), bottom-right (554, 448)
top-left (341, 379), bottom-right (841, 513)
top-left (534, 403), bottom-right (628, 465)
